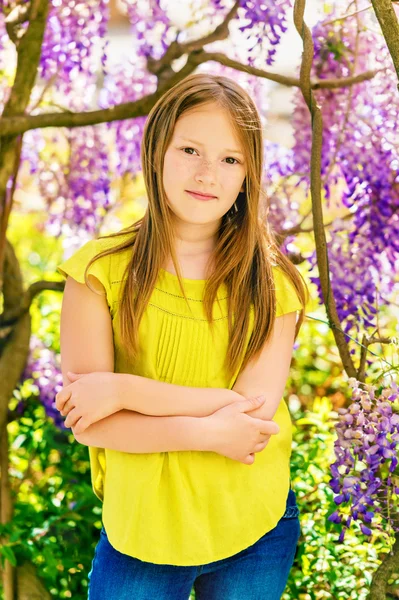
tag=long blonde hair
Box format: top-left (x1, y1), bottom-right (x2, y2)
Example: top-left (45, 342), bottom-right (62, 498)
top-left (84, 72), bottom-right (309, 380)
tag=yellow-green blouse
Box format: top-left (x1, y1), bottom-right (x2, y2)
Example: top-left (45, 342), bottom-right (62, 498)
top-left (57, 233), bottom-right (303, 566)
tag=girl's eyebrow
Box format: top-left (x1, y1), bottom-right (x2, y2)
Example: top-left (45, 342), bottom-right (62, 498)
top-left (177, 137), bottom-right (244, 156)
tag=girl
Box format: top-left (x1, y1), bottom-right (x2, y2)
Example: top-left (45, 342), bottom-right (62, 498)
top-left (56, 73), bottom-right (309, 599)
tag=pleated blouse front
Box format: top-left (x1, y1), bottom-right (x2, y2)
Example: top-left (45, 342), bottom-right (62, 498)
top-left (57, 234), bottom-right (303, 566)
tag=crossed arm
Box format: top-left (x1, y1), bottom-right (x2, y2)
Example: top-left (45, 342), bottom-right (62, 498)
top-left (60, 275), bottom-right (298, 454)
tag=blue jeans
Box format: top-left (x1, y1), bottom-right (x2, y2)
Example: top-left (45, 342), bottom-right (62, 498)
top-left (88, 488), bottom-right (300, 600)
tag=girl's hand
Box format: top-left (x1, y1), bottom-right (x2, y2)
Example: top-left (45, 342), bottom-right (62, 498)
top-left (206, 395), bottom-right (280, 465)
top-left (55, 371), bottom-right (123, 435)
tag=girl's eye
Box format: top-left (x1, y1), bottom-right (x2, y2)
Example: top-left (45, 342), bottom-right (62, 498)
top-left (182, 147), bottom-right (198, 156)
top-left (181, 147), bottom-right (240, 165)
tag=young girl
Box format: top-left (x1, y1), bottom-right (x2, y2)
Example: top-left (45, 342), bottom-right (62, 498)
top-left (56, 72), bottom-right (309, 599)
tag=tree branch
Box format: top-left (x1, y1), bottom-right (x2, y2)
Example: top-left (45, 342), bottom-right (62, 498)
top-left (368, 534), bottom-right (399, 600)
top-left (0, 0), bottom-right (50, 297)
top-left (357, 331), bottom-right (393, 382)
top-left (280, 210), bottom-right (354, 238)
top-left (1, 279), bottom-right (65, 328)
top-left (322, 3), bottom-right (373, 26)
top-left (0, 58), bottom-right (383, 137)
top-left (147, 0), bottom-right (241, 80)
top-left (370, 0), bottom-right (399, 86)
top-left (293, 0), bottom-right (357, 378)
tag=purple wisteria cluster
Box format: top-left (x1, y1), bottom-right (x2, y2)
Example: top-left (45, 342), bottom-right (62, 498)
top-left (98, 63), bottom-right (157, 180)
top-left (0, 0), bottom-right (113, 235)
top-left (42, 125), bottom-right (113, 235)
top-left (306, 221), bottom-right (380, 338)
top-left (328, 378), bottom-right (399, 542)
top-left (0, 0), bottom-right (109, 111)
top-left (16, 335), bottom-right (67, 431)
top-left (37, 0), bottom-right (112, 234)
top-left (210, 0), bottom-right (292, 67)
top-left (291, 4), bottom-right (399, 335)
top-left (0, 0), bottom-right (109, 114)
top-left (121, 0), bottom-right (172, 61)
top-left (262, 141), bottom-right (305, 256)
top-left (122, 0), bottom-right (292, 68)
top-left (39, 0), bottom-right (109, 97)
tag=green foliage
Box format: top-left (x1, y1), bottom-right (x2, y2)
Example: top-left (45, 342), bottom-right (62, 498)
top-left (283, 396), bottom-right (395, 600)
top-left (4, 398), bottom-right (103, 598)
top-left (2, 212), bottom-right (104, 597)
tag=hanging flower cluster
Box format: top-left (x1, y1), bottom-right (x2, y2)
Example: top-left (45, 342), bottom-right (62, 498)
top-left (121, 0), bottom-right (172, 61)
top-left (14, 336), bottom-right (67, 431)
top-left (210, 0), bottom-right (292, 66)
top-left (39, 0), bottom-right (110, 96)
top-left (328, 378), bottom-right (399, 542)
top-left (291, 4), bottom-right (399, 334)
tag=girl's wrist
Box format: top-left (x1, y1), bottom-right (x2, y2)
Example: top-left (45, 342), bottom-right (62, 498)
top-left (192, 416), bottom-right (215, 452)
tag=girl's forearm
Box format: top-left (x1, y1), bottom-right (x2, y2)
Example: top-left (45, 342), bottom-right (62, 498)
top-left (114, 373), bottom-right (244, 417)
top-left (74, 409), bottom-right (213, 453)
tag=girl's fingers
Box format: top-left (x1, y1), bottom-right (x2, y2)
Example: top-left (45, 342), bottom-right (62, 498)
top-left (61, 398), bottom-right (70, 416)
top-left (64, 408), bottom-right (79, 428)
top-left (56, 390), bottom-right (72, 414)
top-left (253, 440), bottom-right (269, 452)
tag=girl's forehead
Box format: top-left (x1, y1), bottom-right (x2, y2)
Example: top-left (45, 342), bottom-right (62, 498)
top-left (173, 111), bottom-right (242, 143)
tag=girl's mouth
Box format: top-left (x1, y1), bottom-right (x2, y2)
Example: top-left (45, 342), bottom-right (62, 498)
top-left (186, 191), bottom-right (217, 201)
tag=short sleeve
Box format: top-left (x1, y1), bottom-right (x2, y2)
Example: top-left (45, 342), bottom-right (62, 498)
top-left (57, 238), bottom-right (113, 309)
top-left (272, 266), bottom-right (304, 318)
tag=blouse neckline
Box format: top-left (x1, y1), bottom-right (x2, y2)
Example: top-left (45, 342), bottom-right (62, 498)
top-left (160, 267), bottom-right (207, 284)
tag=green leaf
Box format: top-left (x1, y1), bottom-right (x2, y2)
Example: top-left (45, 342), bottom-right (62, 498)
top-left (0, 545), bottom-right (17, 567)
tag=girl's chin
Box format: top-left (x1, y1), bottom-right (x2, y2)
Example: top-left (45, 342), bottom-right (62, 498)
top-left (169, 209), bottom-right (216, 221)
top-left (177, 215), bottom-right (220, 225)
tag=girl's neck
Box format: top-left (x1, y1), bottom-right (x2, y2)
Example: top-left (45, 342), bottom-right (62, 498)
top-left (163, 251), bottom-right (215, 280)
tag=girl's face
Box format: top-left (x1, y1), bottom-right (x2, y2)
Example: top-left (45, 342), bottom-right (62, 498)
top-left (162, 102), bottom-right (246, 232)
